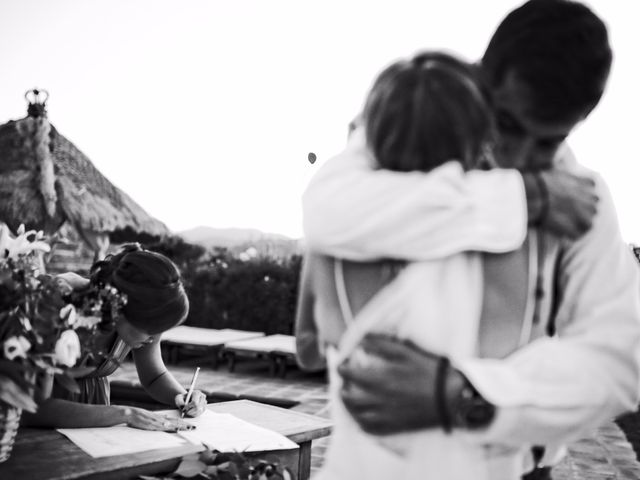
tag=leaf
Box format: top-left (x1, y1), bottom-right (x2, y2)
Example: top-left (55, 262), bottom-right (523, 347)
top-left (0, 377), bottom-right (38, 412)
top-left (203, 464), bottom-right (219, 475)
top-left (65, 365), bottom-right (96, 378)
top-left (32, 357), bottom-right (54, 370)
top-left (262, 453), bottom-right (281, 465)
top-left (54, 372), bottom-right (81, 394)
top-left (0, 360), bottom-right (31, 390)
top-left (199, 450), bottom-right (218, 464)
top-left (236, 461), bottom-right (251, 478)
top-left (174, 454), bottom-right (207, 478)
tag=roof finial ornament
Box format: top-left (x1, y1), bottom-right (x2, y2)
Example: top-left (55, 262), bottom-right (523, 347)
top-left (25, 88), bottom-right (49, 118)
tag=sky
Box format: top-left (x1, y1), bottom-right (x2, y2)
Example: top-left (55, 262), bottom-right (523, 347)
top-left (0, 0), bottom-right (639, 242)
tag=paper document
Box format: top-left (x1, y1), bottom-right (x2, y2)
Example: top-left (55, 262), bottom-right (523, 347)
top-left (58, 425), bottom-right (191, 458)
top-left (163, 409), bottom-right (299, 452)
top-left (58, 408), bottom-right (298, 458)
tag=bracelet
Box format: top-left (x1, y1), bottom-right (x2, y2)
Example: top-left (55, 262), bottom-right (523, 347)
top-left (435, 355), bottom-right (452, 433)
top-left (533, 173), bottom-right (550, 227)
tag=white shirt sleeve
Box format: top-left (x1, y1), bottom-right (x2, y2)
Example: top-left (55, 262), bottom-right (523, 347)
top-left (456, 175), bottom-right (640, 447)
top-left (302, 127), bottom-right (527, 261)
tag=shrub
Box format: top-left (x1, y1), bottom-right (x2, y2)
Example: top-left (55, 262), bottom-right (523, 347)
top-left (185, 250), bottom-right (302, 334)
top-left (145, 237), bottom-right (302, 335)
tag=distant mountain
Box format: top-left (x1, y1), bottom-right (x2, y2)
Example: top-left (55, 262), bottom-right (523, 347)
top-left (179, 226), bottom-right (302, 258)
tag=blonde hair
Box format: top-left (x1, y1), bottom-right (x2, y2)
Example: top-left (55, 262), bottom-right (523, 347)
top-left (364, 51), bottom-right (494, 173)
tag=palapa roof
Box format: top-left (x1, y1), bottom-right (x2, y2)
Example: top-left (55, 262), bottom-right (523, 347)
top-left (0, 89), bottom-right (170, 243)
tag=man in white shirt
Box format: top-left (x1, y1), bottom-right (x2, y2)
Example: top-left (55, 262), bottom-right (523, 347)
top-left (301, 1), bottom-right (640, 478)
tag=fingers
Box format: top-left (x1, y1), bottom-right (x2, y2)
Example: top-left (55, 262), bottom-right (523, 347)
top-left (176, 390), bottom-right (207, 417)
top-left (55, 272), bottom-right (90, 290)
top-left (340, 378), bottom-right (386, 434)
top-left (154, 417), bottom-right (194, 432)
top-left (340, 375), bottom-right (409, 435)
top-left (183, 390), bottom-right (207, 417)
top-left (541, 169), bottom-right (600, 239)
top-left (337, 352), bottom-right (387, 391)
top-left (126, 407), bottom-right (195, 431)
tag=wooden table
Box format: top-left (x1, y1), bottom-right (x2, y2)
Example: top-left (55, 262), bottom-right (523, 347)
top-left (0, 400), bottom-right (332, 480)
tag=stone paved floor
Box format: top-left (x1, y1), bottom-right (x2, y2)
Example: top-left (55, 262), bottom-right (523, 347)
top-left (111, 357), bottom-right (640, 479)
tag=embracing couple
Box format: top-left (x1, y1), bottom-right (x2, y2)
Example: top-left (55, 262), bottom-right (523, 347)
top-left (296, 1), bottom-right (640, 479)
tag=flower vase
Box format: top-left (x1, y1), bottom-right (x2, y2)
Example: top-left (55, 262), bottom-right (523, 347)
top-left (0, 401), bottom-right (22, 463)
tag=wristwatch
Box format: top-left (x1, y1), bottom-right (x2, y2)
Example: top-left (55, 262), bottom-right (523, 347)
top-left (449, 376), bottom-right (496, 430)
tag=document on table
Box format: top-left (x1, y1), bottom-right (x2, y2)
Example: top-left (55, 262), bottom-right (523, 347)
top-left (58, 408), bottom-right (298, 458)
top-left (162, 409), bottom-right (299, 452)
top-left (57, 425), bottom-right (191, 458)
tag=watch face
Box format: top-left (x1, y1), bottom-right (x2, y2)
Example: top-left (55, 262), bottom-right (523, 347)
top-left (454, 383), bottom-right (496, 430)
top-left (465, 400), bottom-right (496, 429)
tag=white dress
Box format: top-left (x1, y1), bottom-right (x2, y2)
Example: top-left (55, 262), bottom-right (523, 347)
top-left (313, 249), bottom-right (537, 480)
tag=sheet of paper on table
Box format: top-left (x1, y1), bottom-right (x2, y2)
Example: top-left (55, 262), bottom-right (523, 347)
top-left (57, 425), bottom-right (191, 458)
top-left (162, 409), bottom-right (299, 452)
top-left (58, 408), bottom-right (298, 458)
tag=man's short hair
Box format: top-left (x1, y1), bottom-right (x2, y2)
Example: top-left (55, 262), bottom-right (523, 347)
top-left (482, 0), bottom-right (612, 121)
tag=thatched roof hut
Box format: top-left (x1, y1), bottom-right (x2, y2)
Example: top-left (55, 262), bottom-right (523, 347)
top-left (0, 89), bottom-right (170, 258)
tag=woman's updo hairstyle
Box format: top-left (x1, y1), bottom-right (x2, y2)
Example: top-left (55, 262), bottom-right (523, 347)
top-left (90, 243), bottom-right (189, 335)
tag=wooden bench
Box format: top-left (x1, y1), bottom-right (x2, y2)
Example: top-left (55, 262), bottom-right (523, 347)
top-left (223, 334), bottom-right (297, 377)
top-left (161, 326), bottom-right (265, 368)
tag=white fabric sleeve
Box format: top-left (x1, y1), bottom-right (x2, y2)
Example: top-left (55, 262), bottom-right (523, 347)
top-left (456, 176), bottom-right (640, 447)
top-left (302, 127), bottom-right (527, 261)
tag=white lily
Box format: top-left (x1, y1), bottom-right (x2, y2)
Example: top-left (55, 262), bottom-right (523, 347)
top-left (59, 304), bottom-right (77, 326)
top-left (0, 223), bottom-right (50, 260)
top-left (3, 336), bottom-right (32, 361)
top-left (54, 330), bottom-right (81, 367)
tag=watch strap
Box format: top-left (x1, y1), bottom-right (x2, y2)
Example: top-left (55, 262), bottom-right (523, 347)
top-left (435, 355), bottom-right (453, 433)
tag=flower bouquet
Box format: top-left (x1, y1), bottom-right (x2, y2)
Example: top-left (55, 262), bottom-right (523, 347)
top-left (0, 224), bottom-right (126, 461)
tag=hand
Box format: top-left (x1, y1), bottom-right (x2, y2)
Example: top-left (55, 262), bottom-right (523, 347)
top-left (120, 406), bottom-right (195, 431)
top-left (337, 334), bottom-right (445, 435)
top-left (175, 389), bottom-right (207, 418)
top-left (524, 170), bottom-right (598, 239)
top-left (55, 272), bottom-right (90, 293)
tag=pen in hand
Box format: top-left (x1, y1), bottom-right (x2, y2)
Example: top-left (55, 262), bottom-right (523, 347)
top-left (181, 366), bottom-right (200, 418)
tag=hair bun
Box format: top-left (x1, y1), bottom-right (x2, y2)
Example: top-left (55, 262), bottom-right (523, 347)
top-left (89, 244), bottom-right (189, 334)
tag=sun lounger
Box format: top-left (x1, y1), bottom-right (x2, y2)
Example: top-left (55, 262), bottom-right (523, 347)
top-left (223, 334), bottom-right (297, 377)
top-left (161, 326), bottom-right (265, 368)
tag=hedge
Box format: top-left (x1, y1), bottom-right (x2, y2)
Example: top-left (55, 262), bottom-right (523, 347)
top-left (146, 236), bottom-right (302, 335)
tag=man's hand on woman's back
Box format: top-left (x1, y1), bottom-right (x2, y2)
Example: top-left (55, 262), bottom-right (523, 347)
top-left (338, 334), bottom-right (464, 434)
